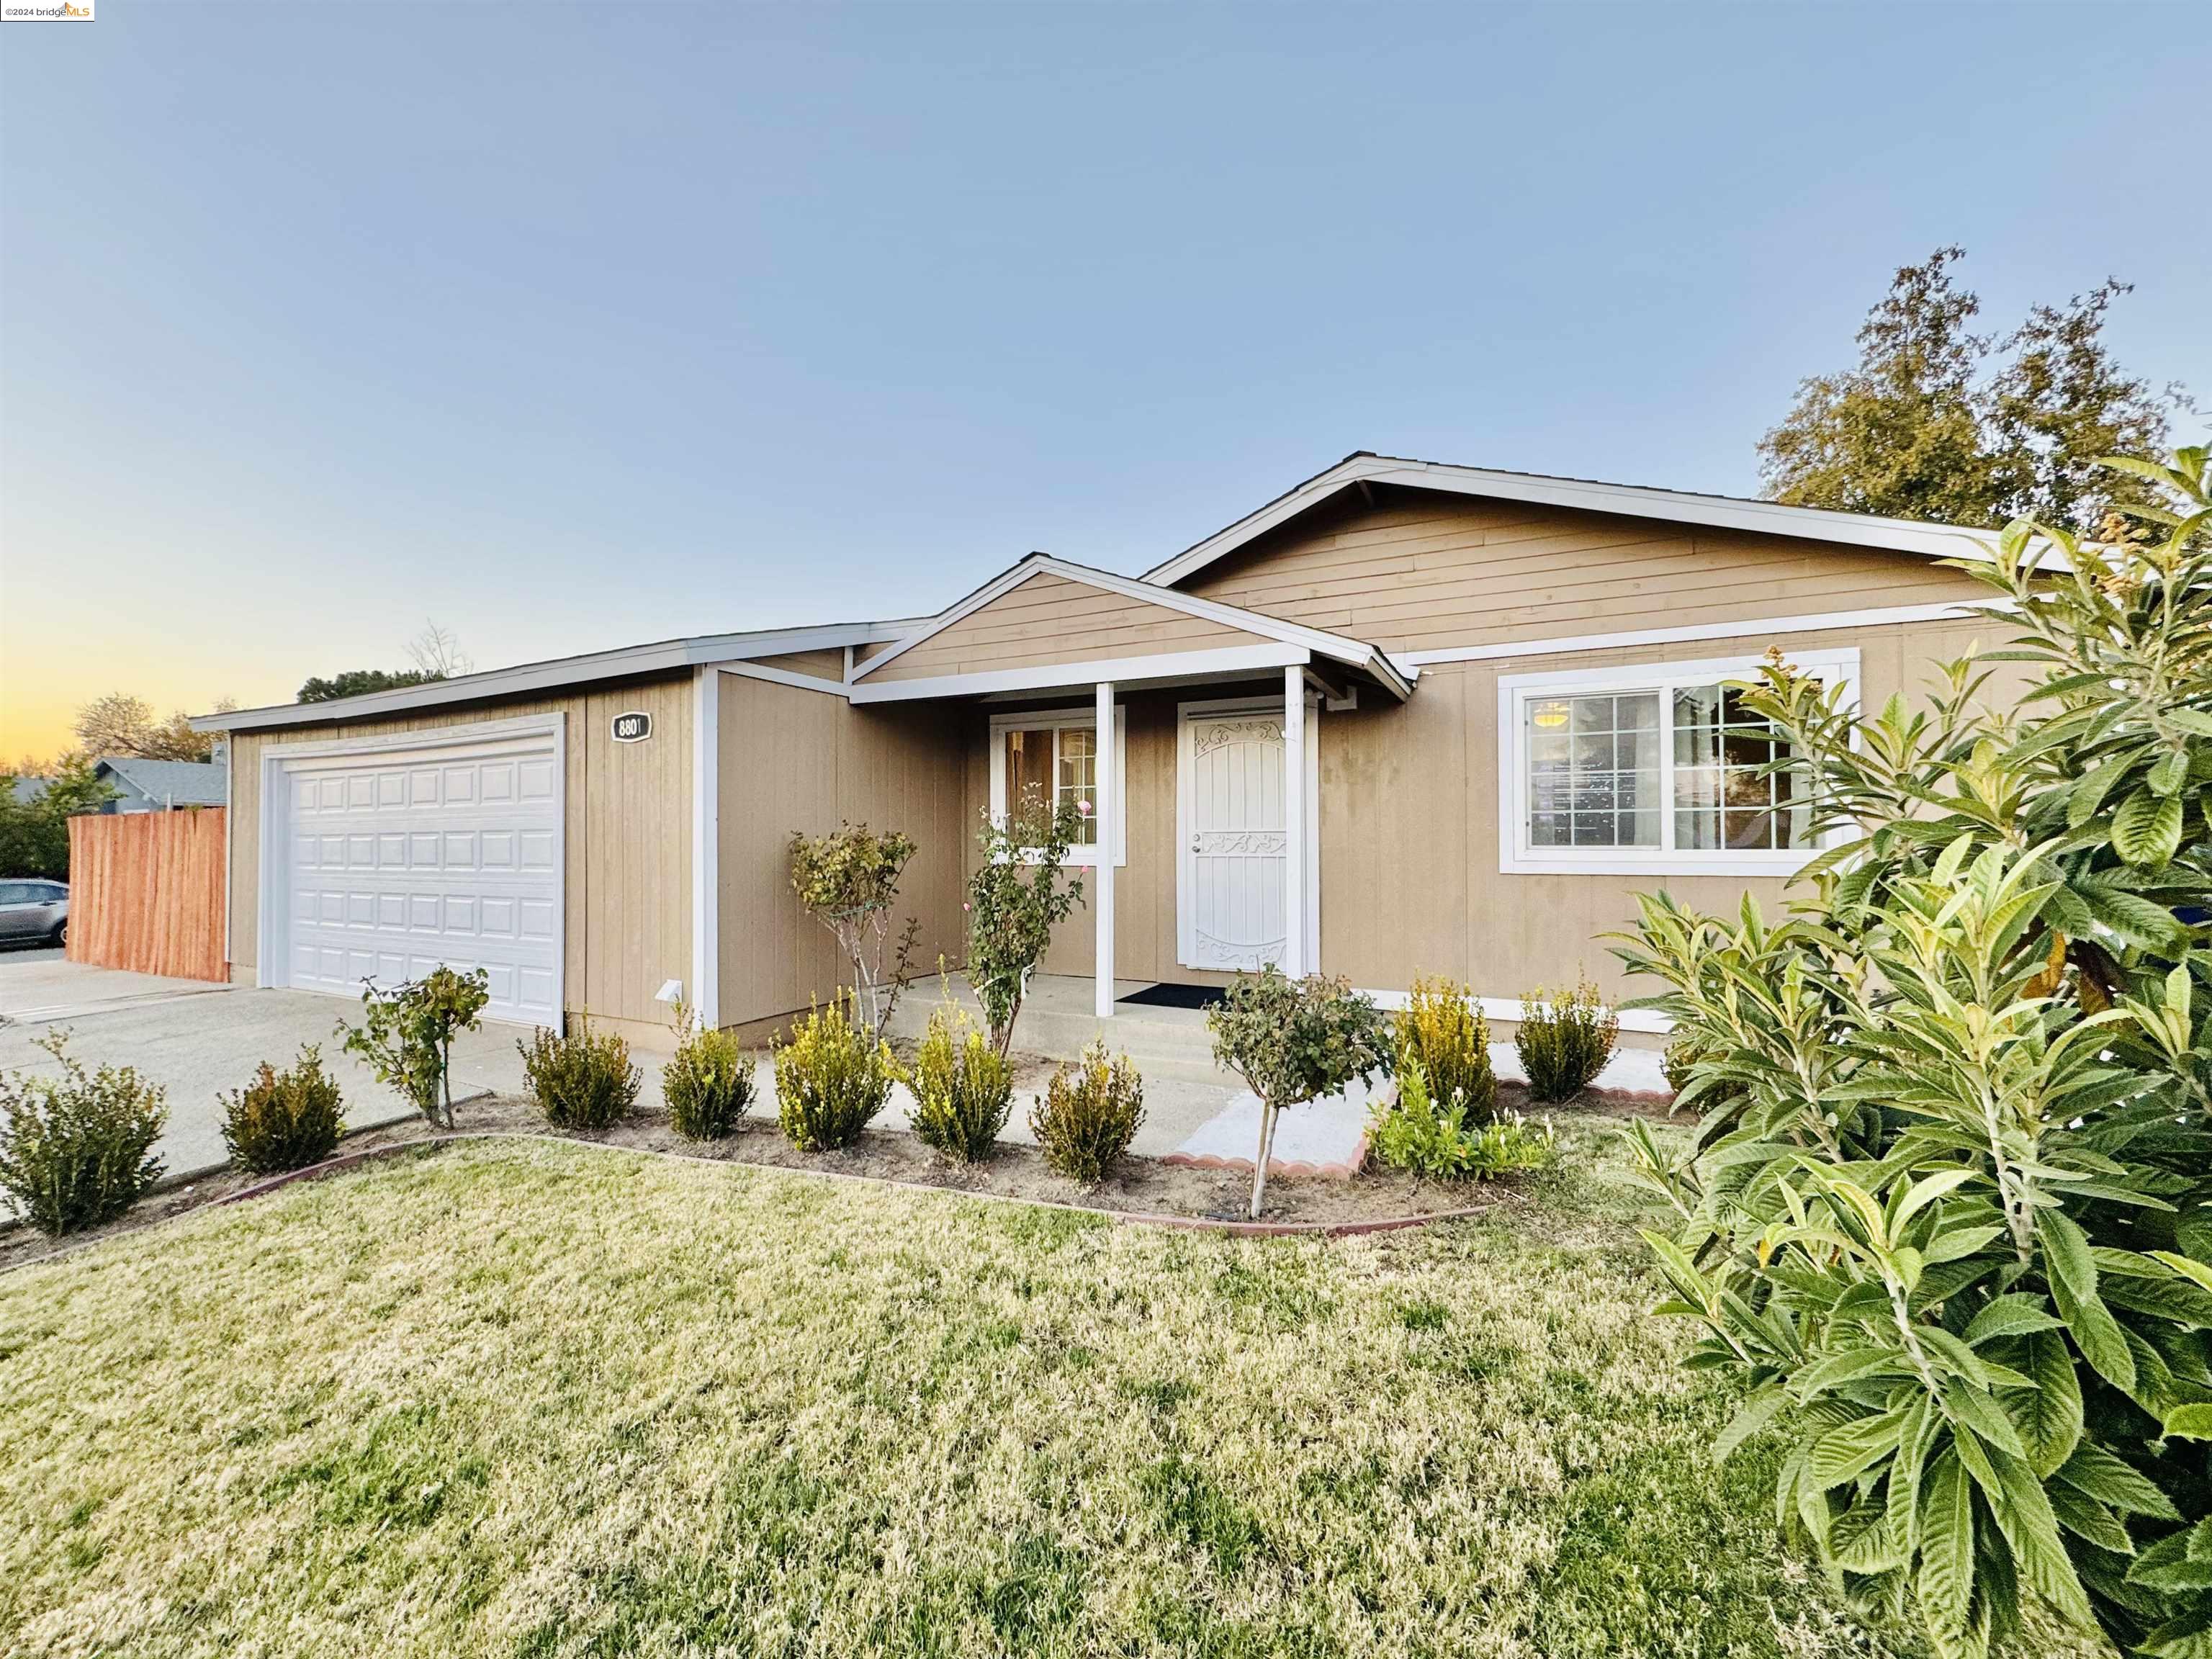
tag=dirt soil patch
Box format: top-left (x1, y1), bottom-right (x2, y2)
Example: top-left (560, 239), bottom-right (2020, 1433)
top-left (0, 1082), bottom-right (1689, 1273)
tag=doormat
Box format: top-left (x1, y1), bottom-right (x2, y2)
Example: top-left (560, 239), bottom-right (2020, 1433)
top-left (1118, 981), bottom-right (1226, 1010)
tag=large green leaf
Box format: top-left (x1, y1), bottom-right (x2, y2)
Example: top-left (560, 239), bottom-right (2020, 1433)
top-left (2113, 788), bottom-right (2186, 866)
top-left (1917, 1452), bottom-right (1977, 1647)
top-left (2003, 1329), bottom-right (2084, 1476)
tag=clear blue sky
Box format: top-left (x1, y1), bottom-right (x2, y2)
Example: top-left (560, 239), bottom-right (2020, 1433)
top-left (4, 2), bottom-right (2207, 751)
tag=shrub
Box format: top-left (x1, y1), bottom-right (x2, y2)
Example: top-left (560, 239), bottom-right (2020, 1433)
top-left (1395, 975), bottom-right (1495, 1123)
top-left (1659, 1030), bottom-right (1745, 1112)
top-left (788, 822), bottom-right (922, 1038)
top-left (1028, 1039), bottom-right (1144, 1183)
top-left (662, 1004), bottom-right (755, 1141)
top-left (968, 788), bottom-right (1087, 1056)
top-left (1514, 978), bottom-right (1618, 1102)
top-left (0, 1029), bottom-right (166, 1236)
top-left (1208, 967), bottom-right (1392, 1218)
top-left (1611, 449), bottom-right (2212, 1659)
top-left (220, 1045), bottom-right (344, 1174)
top-left (772, 995), bottom-right (896, 1151)
top-left (338, 966), bottom-right (489, 1129)
top-left (518, 1020), bottom-right (639, 1131)
top-left (1370, 1057), bottom-right (1555, 1179)
top-left (905, 996), bottom-right (1013, 1163)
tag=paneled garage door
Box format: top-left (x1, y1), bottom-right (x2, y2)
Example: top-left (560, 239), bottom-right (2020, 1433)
top-left (276, 724), bottom-right (562, 1026)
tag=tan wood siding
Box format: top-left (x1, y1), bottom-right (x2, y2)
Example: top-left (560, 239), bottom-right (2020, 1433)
top-left (868, 571), bottom-right (1261, 681)
top-left (1181, 489), bottom-right (1992, 653)
top-left (716, 677), bottom-right (967, 1030)
top-left (1317, 613), bottom-right (2029, 1024)
top-left (225, 675), bottom-right (692, 1033)
top-left (747, 647), bottom-right (848, 680)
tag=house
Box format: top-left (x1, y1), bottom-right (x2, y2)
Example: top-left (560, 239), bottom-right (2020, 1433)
top-left (92, 757), bottom-right (230, 813)
top-left (190, 453), bottom-right (2023, 1051)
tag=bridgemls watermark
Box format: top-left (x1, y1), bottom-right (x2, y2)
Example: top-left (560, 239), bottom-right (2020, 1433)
top-left (3, 0), bottom-right (94, 19)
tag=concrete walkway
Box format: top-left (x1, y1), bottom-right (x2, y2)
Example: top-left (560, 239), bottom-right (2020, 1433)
top-left (0, 961), bottom-right (535, 1179)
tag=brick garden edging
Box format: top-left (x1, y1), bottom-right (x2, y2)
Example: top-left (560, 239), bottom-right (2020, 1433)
top-left (212, 1130), bottom-right (1497, 1239)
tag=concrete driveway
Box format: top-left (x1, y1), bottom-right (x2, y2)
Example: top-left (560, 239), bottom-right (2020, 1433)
top-left (0, 953), bottom-right (531, 1179)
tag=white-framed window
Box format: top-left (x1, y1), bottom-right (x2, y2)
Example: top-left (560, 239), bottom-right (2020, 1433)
top-left (986, 706), bottom-right (1128, 866)
top-left (1496, 649), bottom-right (1857, 876)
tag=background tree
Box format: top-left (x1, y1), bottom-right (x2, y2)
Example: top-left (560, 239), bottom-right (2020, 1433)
top-left (1759, 247), bottom-right (2189, 532)
top-left (297, 667), bottom-right (436, 703)
top-left (0, 757), bottom-right (115, 879)
top-left (71, 693), bottom-right (220, 763)
top-left (407, 621), bottom-right (473, 679)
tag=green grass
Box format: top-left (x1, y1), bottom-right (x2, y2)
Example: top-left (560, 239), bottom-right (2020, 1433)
top-left (0, 1128), bottom-right (1943, 1658)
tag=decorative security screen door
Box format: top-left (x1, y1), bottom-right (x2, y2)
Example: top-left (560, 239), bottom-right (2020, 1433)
top-left (1177, 705), bottom-right (1287, 971)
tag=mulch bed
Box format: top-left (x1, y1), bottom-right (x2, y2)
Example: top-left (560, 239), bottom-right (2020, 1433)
top-left (1, 1078), bottom-right (1679, 1274)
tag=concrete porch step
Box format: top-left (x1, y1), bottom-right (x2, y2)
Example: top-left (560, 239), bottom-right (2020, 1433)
top-left (889, 974), bottom-right (1241, 1088)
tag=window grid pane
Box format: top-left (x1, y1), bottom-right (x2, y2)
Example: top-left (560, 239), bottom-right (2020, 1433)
top-left (1056, 727), bottom-right (1097, 845)
top-left (1526, 691), bottom-right (1660, 849)
top-left (1671, 685), bottom-right (1804, 851)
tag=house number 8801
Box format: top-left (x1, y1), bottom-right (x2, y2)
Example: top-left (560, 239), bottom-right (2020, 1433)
top-left (611, 711), bottom-right (652, 743)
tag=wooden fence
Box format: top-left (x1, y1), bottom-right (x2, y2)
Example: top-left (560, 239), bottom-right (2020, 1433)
top-left (66, 809), bottom-right (228, 983)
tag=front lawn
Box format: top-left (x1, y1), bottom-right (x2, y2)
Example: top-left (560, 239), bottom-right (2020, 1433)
top-left (0, 1131), bottom-right (2036, 1657)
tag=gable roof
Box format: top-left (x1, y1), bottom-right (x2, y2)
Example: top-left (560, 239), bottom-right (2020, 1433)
top-left (1141, 451), bottom-right (2001, 589)
top-left (95, 757), bottom-right (228, 807)
top-left (847, 552), bottom-right (1413, 699)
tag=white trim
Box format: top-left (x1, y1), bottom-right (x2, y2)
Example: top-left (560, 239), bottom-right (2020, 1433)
top-left (848, 552), bottom-right (1412, 698)
top-left (1144, 453), bottom-right (2003, 589)
top-left (220, 743), bottom-right (233, 973)
top-left (1094, 680), bottom-right (1116, 1020)
top-left (986, 705), bottom-right (1128, 867)
top-left (194, 619), bottom-right (915, 734)
top-left (254, 711), bottom-right (567, 1024)
top-left (1304, 686), bottom-right (1321, 970)
top-left (1392, 598), bottom-right (2011, 672)
top-left (692, 667), bottom-right (719, 1029)
top-left (1360, 986), bottom-right (1673, 1035)
top-left (1282, 665), bottom-right (1305, 978)
top-left (850, 642), bottom-right (1310, 704)
top-left (1496, 650), bottom-right (1858, 876)
top-left (715, 660), bottom-right (853, 697)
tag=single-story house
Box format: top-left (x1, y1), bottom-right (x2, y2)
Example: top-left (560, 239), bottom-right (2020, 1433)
top-left (191, 452), bottom-right (2026, 1050)
top-left (93, 757), bottom-right (230, 813)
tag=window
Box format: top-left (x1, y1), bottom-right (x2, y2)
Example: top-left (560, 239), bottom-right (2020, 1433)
top-left (987, 708), bottom-right (1128, 866)
top-left (1499, 650), bottom-right (1855, 875)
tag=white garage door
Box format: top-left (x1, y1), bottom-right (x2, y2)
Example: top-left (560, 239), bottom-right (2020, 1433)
top-left (277, 726), bottom-right (562, 1026)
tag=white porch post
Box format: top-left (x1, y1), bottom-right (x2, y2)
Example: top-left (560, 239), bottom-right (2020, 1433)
top-left (1094, 679), bottom-right (1116, 1019)
top-left (1283, 662), bottom-right (1306, 978)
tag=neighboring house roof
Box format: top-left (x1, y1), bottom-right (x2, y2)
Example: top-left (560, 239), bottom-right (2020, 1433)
top-left (191, 618), bottom-right (920, 735)
top-left (94, 757), bottom-right (229, 807)
top-left (846, 552), bottom-right (1414, 701)
top-left (1141, 451), bottom-right (2003, 588)
top-left (8, 775), bottom-right (51, 806)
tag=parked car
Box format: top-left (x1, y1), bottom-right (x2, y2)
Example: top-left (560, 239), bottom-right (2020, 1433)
top-left (0, 879), bottom-right (68, 948)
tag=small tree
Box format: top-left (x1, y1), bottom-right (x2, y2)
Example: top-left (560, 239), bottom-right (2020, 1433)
top-left (788, 822), bottom-right (921, 1038)
top-left (1614, 448), bottom-right (2212, 1659)
top-left (1207, 968), bottom-right (1392, 1219)
top-left (338, 966), bottom-right (489, 1130)
top-left (966, 788), bottom-right (1086, 1057)
top-left (0, 755), bottom-right (114, 881)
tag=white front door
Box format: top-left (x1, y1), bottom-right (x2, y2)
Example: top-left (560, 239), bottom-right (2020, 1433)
top-left (1178, 704), bottom-right (1289, 971)
top-left (274, 725), bottom-right (563, 1026)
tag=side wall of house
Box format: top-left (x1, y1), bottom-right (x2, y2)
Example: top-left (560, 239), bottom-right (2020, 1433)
top-left (225, 674), bottom-right (693, 1046)
top-left (714, 675), bottom-right (968, 1036)
top-left (945, 616), bottom-right (2026, 1030)
top-left (1321, 612), bottom-right (2033, 1032)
